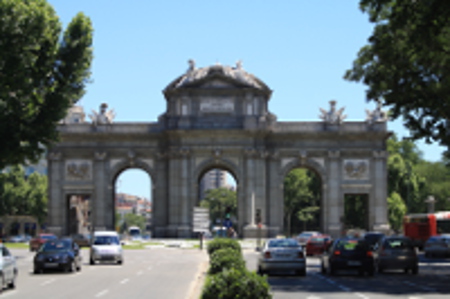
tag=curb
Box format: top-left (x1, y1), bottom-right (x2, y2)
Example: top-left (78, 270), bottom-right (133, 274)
top-left (186, 256), bottom-right (209, 299)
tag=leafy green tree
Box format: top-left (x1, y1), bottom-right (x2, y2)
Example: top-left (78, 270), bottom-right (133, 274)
top-left (345, 0), bottom-right (450, 155)
top-left (284, 168), bottom-right (314, 235)
top-left (0, 166), bottom-right (48, 223)
top-left (387, 191), bottom-right (407, 232)
top-left (200, 187), bottom-right (237, 226)
top-left (0, 0), bottom-right (93, 168)
top-left (297, 206), bottom-right (320, 231)
top-left (415, 161), bottom-right (450, 211)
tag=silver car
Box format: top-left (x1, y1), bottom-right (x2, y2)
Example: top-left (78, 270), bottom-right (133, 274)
top-left (0, 244), bottom-right (17, 292)
top-left (90, 231), bottom-right (123, 265)
top-left (424, 235), bottom-right (450, 258)
top-left (257, 238), bottom-right (306, 276)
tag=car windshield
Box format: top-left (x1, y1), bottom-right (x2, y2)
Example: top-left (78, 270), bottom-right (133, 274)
top-left (336, 239), bottom-right (368, 251)
top-left (384, 238), bottom-right (413, 249)
top-left (268, 239), bottom-right (299, 248)
top-left (41, 235), bottom-right (57, 240)
top-left (94, 236), bottom-right (120, 245)
top-left (41, 240), bottom-right (70, 252)
top-left (364, 234), bottom-right (383, 245)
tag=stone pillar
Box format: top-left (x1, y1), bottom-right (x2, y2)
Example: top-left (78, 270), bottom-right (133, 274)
top-left (326, 150), bottom-right (342, 238)
top-left (93, 152), bottom-right (108, 231)
top-left (372, 150), bottom-right (390, 232)
top-left (47, 152), bottom-right (64, 237)
top-left (153, 153), bottom-right (168, 238)
top-left (177, 148), bottom-right (191, 238)
top-left (167, 150), bottom-right (181, 237)
top-left (267, 152), bottom-right (282, 237)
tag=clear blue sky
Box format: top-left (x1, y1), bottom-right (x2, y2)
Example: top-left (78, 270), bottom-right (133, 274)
top-left (49, 0), bottom-right (447, 200)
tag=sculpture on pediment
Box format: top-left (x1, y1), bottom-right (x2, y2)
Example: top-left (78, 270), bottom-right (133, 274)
top-left (366, 99), bottom-right (388, 124)
top-left (66, 161), bottom-right (91, 180)
top-left (89, 103), bottom-right (115, 125)
top-left (319, 100), bottom-right (347, 124)
top-left (344, 160), bottom-right (368, 179)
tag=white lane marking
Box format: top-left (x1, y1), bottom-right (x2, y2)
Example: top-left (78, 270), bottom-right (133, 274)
top-left (354, 292), bottom-right (370, 299)
top-left (120, 278), bottom-right (129, 284)
top-left (147, 266), bottom-right (153, 270)
top-left (306, 296), bottom-right (322, 299)
top-left (95, 289), bottom-right (109, 297)
top-left (41, 278), bottom-right (56, 286)
top-left (137, 271), bottom-right (143, 276)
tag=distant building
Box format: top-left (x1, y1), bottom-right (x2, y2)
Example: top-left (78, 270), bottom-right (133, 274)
top-left (199, 169), bottom-right (228, 200)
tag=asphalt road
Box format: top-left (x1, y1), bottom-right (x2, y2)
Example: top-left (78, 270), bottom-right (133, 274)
top-left (4, 244), bottom-right (450, 299)
top-left (245, 250), bottom-right (450, 299)
top-left (3, 247), bottom-right (207, 299)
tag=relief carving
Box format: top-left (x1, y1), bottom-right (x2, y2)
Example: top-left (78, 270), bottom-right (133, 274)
top-left (343, 160), bottom-right (369, 180)
top-left (66, 160), bottom-right (92, 180)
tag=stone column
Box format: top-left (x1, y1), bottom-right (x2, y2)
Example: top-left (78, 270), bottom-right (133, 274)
top-left (153, 153), bottom-right (168, 238)
top-left (167, 149), bottom-right (181, 237)
top-left (177, 148), bottom-right (191, 238)
top-left (326, 150), bottom-right (342, 238)
top-left (267, 151), bottom-right (282, 237)
top-left (47, 152), bottom-right (64, 237)
top-left (93, 151), bottom-right (108, 231)
top-left (372, 150), bottom-right (390, 232)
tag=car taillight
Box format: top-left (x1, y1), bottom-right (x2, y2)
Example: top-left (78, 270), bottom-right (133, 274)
top-left (264, 251), bottom-right (271, 259)
top-left (366, 251), bottom-right (373, 257)
top-left (333, 250), bottom-right (341, 256)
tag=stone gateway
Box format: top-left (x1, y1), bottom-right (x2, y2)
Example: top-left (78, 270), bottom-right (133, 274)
top-left (47, 61), bottom-right (390, 238)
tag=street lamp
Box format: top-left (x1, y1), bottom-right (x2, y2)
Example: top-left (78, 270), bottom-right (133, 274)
top-left (425, 195), bottom-right (436, 213)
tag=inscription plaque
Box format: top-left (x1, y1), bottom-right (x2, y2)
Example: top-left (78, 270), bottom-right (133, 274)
top-left (200, 98), bottom-right (234, 113)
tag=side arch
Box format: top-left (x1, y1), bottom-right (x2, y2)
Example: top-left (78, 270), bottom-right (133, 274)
top-left (278, 157), bottom-right (327, 234)
top-left (109, 158), bottom-right (156, 186)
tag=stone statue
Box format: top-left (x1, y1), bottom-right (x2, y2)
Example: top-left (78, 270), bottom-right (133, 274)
top-left (89, 103), bottom-right (115, 125)
top-left (319, 100), bottom-right (347, 124)
top-left (366, 99), bottom-right (388, 124)
top-left (187, 59), bottom-right (196, 73)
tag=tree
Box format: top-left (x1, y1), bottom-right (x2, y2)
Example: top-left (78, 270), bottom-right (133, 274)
top-left (283, 168), bottom-right (314, 236)
top-left (0, 0), bottom-right (93, 169)
top-left (345, 0), bottom-right (450, 155)
top-left (200, 187), bottom-right (237, 226)
top-left (0, 166), bottom-right (48, 223)
top-left (387, 192), bottom-right (407, 232)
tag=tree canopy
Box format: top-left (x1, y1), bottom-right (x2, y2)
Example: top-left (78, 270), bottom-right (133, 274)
top-left (200, 187), bottom-right (237, 227)
top-left (345, 0), bottom-right (450, 155)
top-left (0, 0), bottom-right (93, 169)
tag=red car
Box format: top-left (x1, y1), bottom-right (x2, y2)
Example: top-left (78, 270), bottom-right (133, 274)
top-left (305, 235), bottom-right (332, 256)
top-left (29, 233), bottom-right (57, 252)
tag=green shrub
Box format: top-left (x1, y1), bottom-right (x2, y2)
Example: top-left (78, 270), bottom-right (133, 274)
top-left (207, 238), bottom-right (241, 256)
top-left (201, 268), bottom-right (272, 299)
top-left (209, 248), bottom-right (245, 275)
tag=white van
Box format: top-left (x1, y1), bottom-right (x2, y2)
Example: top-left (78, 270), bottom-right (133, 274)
top-left (90, 231), bottom-right (123, 265)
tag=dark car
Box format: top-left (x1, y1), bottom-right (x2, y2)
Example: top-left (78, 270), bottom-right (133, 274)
top-left (305, 235), bottom-right (332, 256)
top-left (33, 238), bottom-right (82, 274)
top-left (29, 233), bottom-right (57, 252)
top-left (321, 238), bottom-right (375, 276)
top-left (71, 234), bottom-right (91, 247)
top-left (363, 232), bottom-right (385, 250)
top-left (375, 236), bottom-right (418, 274)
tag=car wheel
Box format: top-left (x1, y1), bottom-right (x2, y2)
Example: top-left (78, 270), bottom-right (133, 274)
top-left (367, 268), bottom-right (374, 276)
top-left (321, 263), bottom-right (326, 274)
top-left (257, 266), bottom-right (264, 276)
top-left (76, 261), bottom-right (81, 272)
top-left (8, 269), bottom-right (17, 289)
top-left (358, 269), bottom-right (365, 276)
top-left (378, 266), bottom-right (384, 274)
top-left (33, 267), bottom-right (42, 274)
top-left (329, 264), bottom-right (335, 276)
top-left (90, 257), bottom-right (95, 265)
top-left (412, 267), bottom-right (418, 275)
top-left (0, 273), bottom-right (4, 294)
top-left (403, 268), bottom-right (409, 274)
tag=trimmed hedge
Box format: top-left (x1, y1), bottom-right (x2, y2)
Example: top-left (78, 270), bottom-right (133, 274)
top-left (208, 248), bottom-right (245, 275)
top-left (201, 268), bottom-right (272, 299)
top-left (207, 238), bottom-right (242, 256)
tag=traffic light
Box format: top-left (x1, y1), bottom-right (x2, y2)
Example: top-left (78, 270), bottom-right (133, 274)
top-left (255, 208), bottom-right (262, 224)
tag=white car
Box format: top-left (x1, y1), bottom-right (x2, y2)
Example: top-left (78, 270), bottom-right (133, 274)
top-left (90, 231), bottom-right (123, 265)
top-left (0, 244), bottom-right (17, 292)
top-left (257, 238), bottom-right (306, 276)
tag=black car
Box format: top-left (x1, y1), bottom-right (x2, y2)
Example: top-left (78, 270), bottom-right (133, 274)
top-left (33, 238), bottom-right (82, 274)
top-left (363, 232), bottom-right (385, 250)
top-left (321, 238), bottom-right (375, 276)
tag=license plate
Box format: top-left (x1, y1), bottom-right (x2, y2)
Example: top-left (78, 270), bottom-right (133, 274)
top-left (44, 263), bottom-right (59, 268)
top-left (347, 261), bottom-right (361, 266)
